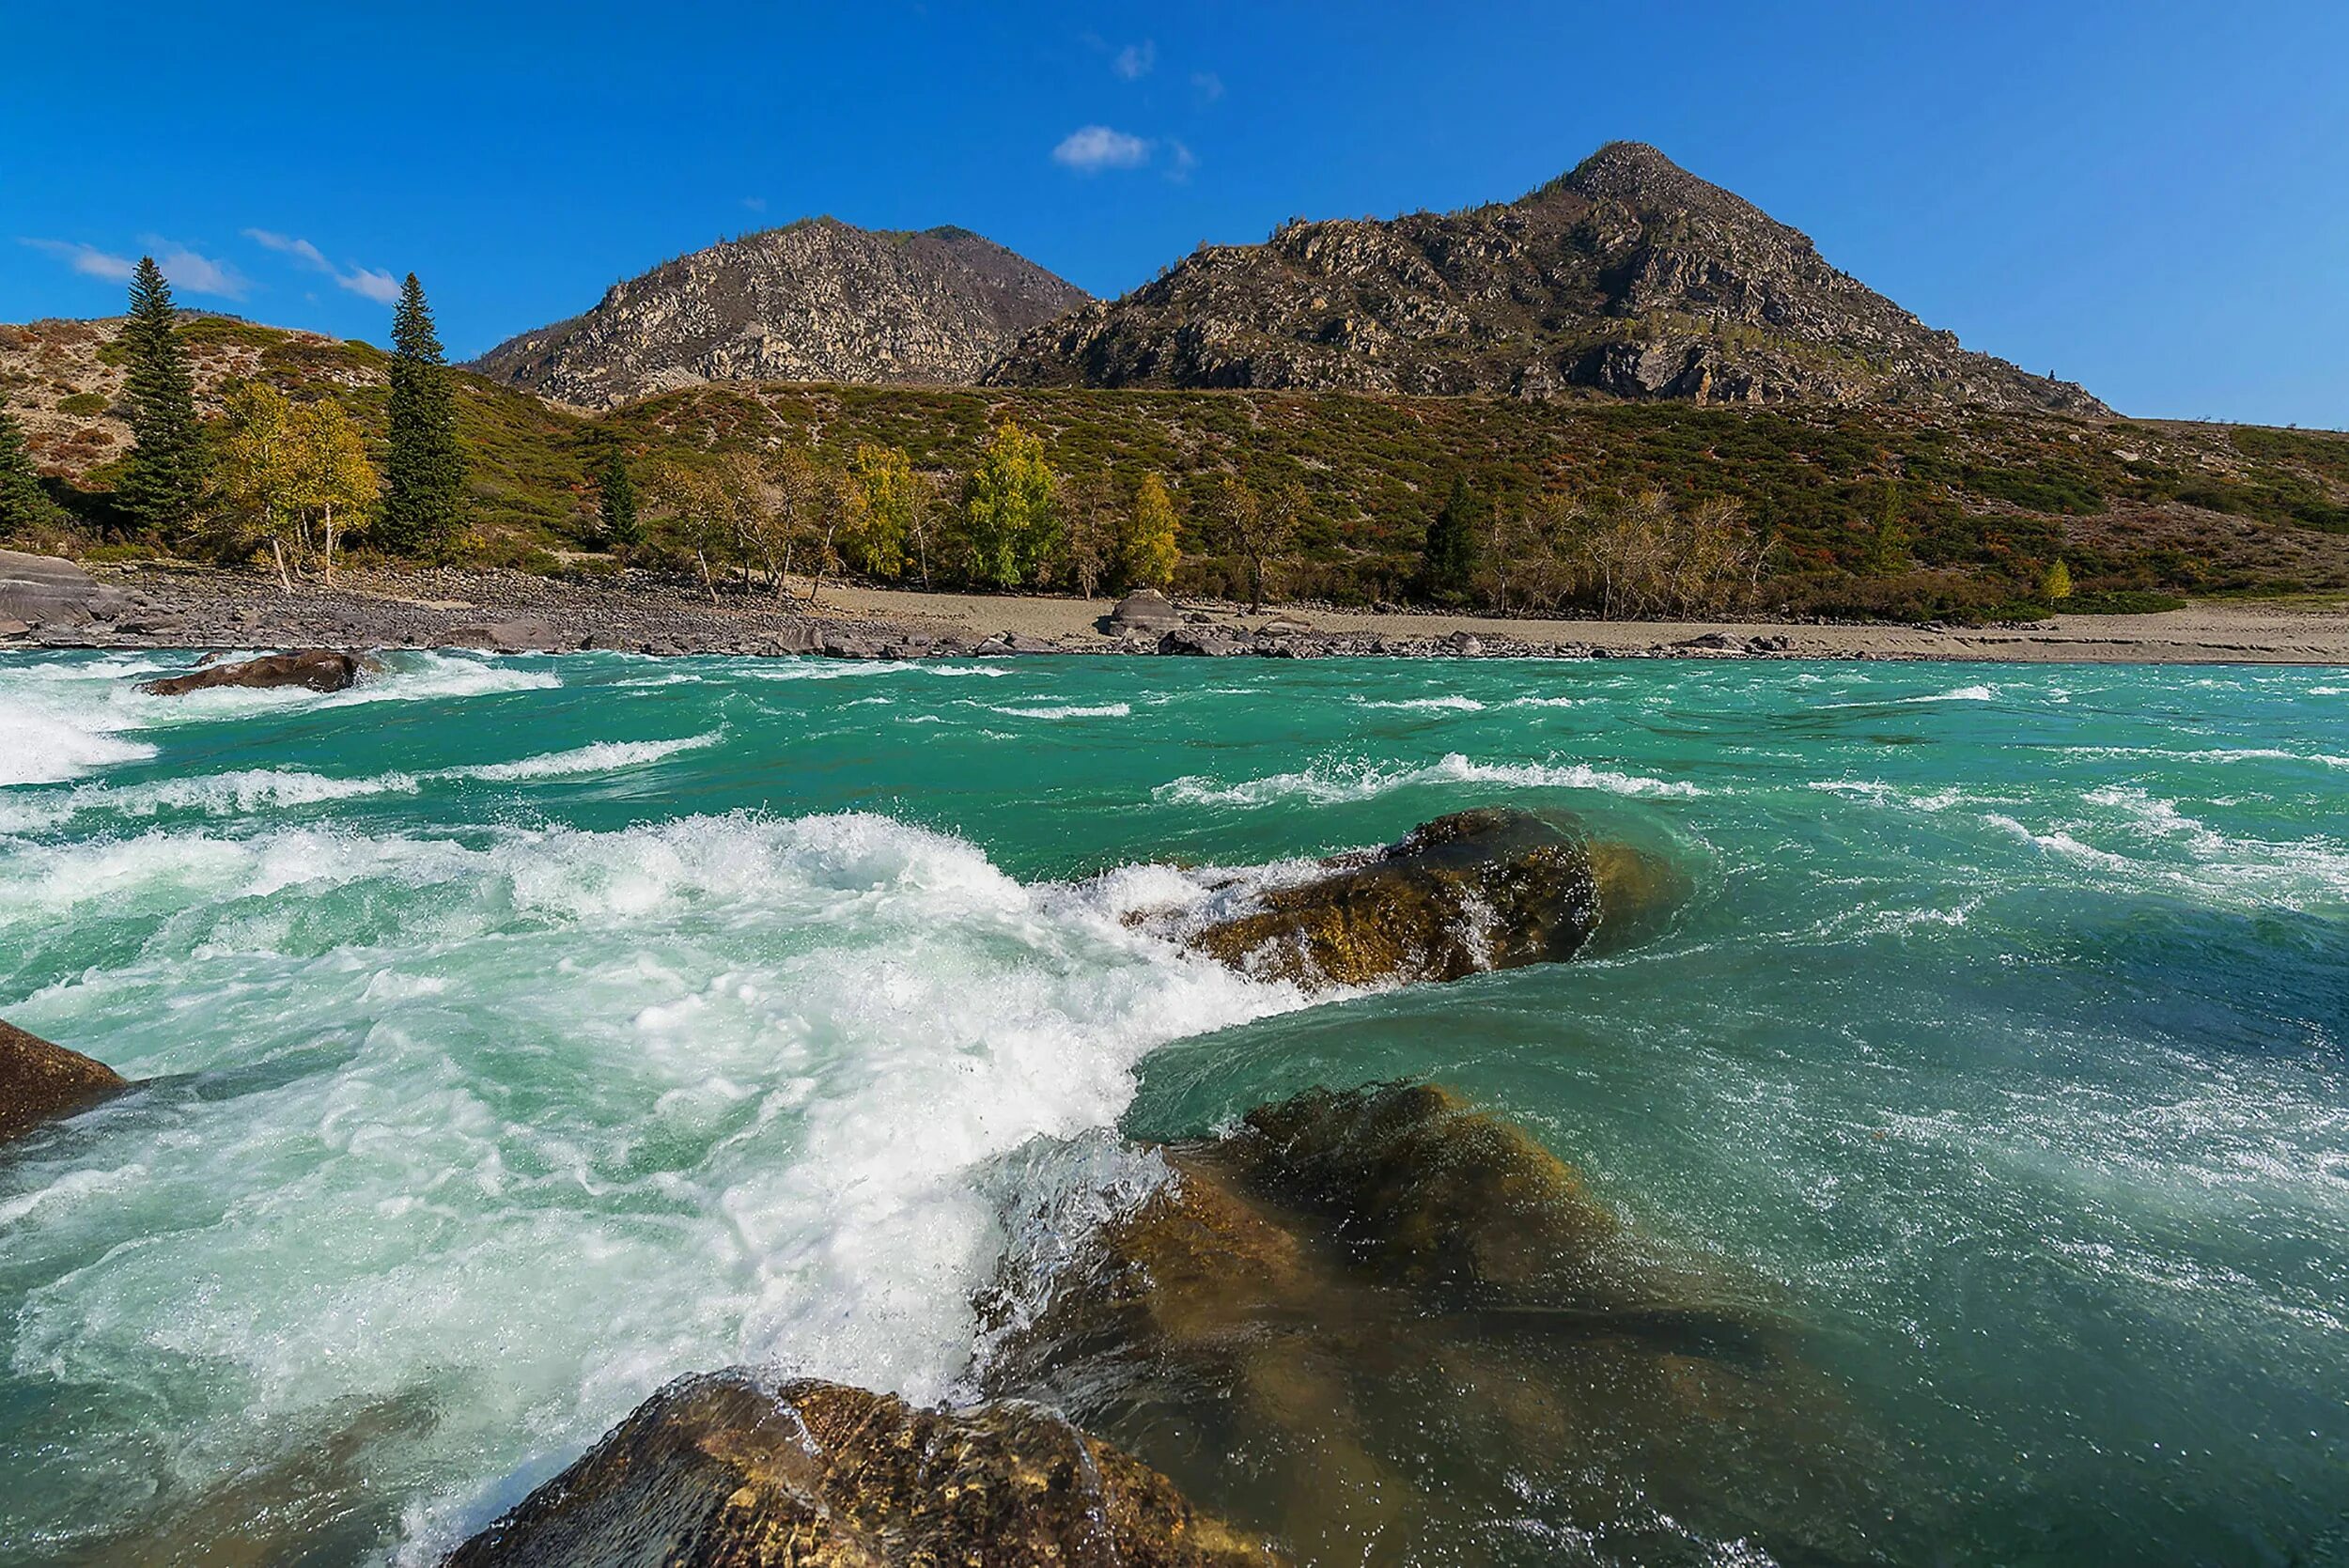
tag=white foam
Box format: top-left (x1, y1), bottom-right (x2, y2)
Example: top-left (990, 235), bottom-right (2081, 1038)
top-left (1903, 683), bottom-right (1997, 704)
top-left (1157, 752), bottom-right (1703, 807)
top-left (1354, 694), bottom-right (1487, 712)
top-left (0, 809), bottom-right (1316, 1559)
top-left (450, 734), bottom-right (723, 783)
top-left (988, 702), bottom-right (1132, 720)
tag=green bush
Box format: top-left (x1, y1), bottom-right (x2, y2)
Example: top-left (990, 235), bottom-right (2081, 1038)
top-left (55, 392), bottom-right (113, 418)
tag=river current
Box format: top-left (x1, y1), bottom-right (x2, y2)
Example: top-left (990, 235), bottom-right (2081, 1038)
top-left (1, 649), bottom-right (2342, 1565)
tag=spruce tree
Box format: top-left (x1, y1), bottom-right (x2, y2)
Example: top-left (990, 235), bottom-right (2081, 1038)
top-left (379, 273), bottom-right (465, 557)
top-left (1421, 474), bottom-right (1484, 603)
top-left (0, 397), bottom-right (66, 538)
top-left (116, 256), bottom-right (204, 536)
top-left (598, 448), bottom-right (640, 550)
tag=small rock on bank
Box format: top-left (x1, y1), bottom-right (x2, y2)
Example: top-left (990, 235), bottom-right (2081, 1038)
top-left (1, 1019), bottom-right (130, 1144)
top-left (445, 1371), bottom-right (1276, 1568)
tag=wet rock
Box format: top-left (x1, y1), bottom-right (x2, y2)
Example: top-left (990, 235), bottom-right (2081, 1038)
top-left (1, 1018), bottom-right (130, 1144)
top-left (139, 649), bottom-right (359, 697)
top-left (1439, 629), bottom-right (1483, 657)
top-left (446, 1371), bottom-right (1276, 1568)
top-left (0, 549), bottom-right (100, 627)
top-left (978, 1082), bottom-right (1888, 1567)
top-left (1110, 588), bottom-right (1185, 633)
top-left (1186, 807), bottom-right (1684, 988)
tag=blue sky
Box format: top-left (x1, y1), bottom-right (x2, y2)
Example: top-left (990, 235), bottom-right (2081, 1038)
top-left (4, 1), bottom-right (2345, 427)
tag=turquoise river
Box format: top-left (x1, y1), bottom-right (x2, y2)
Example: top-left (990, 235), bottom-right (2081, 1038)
top-left (0, 649), bottom-right (2343, 1566)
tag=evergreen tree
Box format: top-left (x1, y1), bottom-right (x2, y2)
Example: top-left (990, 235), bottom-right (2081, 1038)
top-left (379, 273), bottom-right (465, 557)
top-left (598, 447), bottom-right (641, 551)
top-left (116, 257), bottom-right (204, 536)
top-left (1112, 472), bottom-right (1181, 591)
top-left (0, 397), bottom-right (66, 538)
top-left (1421, 474), bottom-right (1484, 602)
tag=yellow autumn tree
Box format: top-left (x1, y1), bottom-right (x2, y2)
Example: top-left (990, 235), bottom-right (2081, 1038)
top-left (1112, 472), bottom-right (1180, 591)
top-left (842, 443), bottom-right (917, 581)
top-left (285, 398), bottom-right (377, 582)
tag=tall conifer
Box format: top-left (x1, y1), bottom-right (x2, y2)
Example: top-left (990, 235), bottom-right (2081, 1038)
top-left (380, 273), bottom-right (465, 556)
top-left (1421, 474), bottom-right (1484, 603)
top-left (116, 257), bottom-right (203, 535)
top-left (598, 448), bottom-right (640, 549)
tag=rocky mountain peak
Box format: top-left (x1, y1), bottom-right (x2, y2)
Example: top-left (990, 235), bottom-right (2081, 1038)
top-left (988, 142), bottom-right (2105, 416)
top-left (473, 219), bottom-right (1088, 409)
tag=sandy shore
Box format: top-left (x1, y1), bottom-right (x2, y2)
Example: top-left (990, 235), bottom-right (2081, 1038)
top-left (817, 582), bottom-right (2349, 665)
top-left (10, 563), bottom-right (2348, 664)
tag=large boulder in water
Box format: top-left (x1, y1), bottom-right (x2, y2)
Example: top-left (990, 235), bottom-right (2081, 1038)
top-left (140, 649), bottom-right (358, 696)
top-left (1, 1018), bottom-right (130, 1143)
top-left (1187, 807), bottom-right (1685, 988)
top-left (977, 1082), bottom-right (1890, 1565)
top-left (0, 549), bottom-right (100, 627)
top-left (446, 1371), bottom-right (1278, 1568)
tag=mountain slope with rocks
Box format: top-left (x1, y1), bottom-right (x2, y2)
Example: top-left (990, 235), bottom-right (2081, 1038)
top-left (988, 141), bottom-right (2105, 415)
top-left (471, 219), bottom-right (1089, 408)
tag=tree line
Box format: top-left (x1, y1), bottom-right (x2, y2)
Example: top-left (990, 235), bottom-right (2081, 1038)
top-left (0, 257), bottom-right (465, 582)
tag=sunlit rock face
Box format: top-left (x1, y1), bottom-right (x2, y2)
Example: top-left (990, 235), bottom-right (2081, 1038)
top-left (444, 1371), bottom-right (1280, 1568)
top-left (1186, 807), bottom-right (1687, 988)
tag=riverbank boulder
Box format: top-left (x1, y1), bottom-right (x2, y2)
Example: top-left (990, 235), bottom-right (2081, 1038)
top-left (445, 1372), bottom-right (1277, 1568)
top-left (1109, 588), bottom-right (1184, 634)
top-left (140, 649), bottom-right (358, 696)
top-left (1, 1019), bottom-right (130, 1144)
top-left (0, 549), bottom-right (100, 628)
top-left (1187, 807), bottom-right (1685, 988)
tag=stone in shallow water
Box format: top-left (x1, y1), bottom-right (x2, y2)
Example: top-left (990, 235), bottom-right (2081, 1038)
top-left (977, 1082), bottom-right (1895, 1566)
top-left (446, 1372), bottom-right (1279, 1568)
top-left (0, 1018), bottom-right (129, 1144)
top-left (138, 648), bottom-right (358, 696)
top-left (1187, 807), bottom-right (1686, 989)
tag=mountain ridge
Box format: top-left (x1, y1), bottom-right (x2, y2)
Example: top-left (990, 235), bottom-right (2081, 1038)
top-left (984, 141), bottom-right (2105, 416)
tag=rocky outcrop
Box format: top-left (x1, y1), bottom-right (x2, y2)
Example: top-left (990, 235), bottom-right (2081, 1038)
top-left (977, 1082), bottom-right (1885, 1565)
top-left (1, 1018), bottom-right (130, 1144)
top-left (445, 1371), bottom-right (1276, 1568)
top-left (1186, 807), bottom-right (1685, 987)
top-left (0, 549), bottom-right (100, 627)
top-left (990, 141), bottom-right (2106, 415)
top-left (140, 649), bottom-right (358, 696)
top-left (472, 220), bottom-right (1090, 408)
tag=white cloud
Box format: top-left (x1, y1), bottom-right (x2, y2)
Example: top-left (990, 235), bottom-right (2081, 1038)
top-left (338, 267), bottom-right (402, 304)
top-left (741, 195), bottom-right (768, 212)
top-left (1052, 125), bottom-right (1153, 173)
top-left (243, 227), bottom-right (330, 270)
top-left (242, 226), bottom-right (398, 304)
top-left (1166, 139), bottom-right (1199, 183)
top-left (1112, 39), bottom-right (1155, 79)
top-left (139, 239), bottom-right (248, 300)
top-left (1191, 70), bottom-right (1224, 102)
top-left (20, 239), bottom-right (138, 283)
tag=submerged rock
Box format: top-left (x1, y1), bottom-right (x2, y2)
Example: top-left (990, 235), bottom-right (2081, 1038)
top-left (977, 1082), bottom-right (1889, 1566)
top-left (446, 1371), bottom-right (1277, 1568)
top-left (139, 648), bottom-right (358, 697)
top-left (1187, 807), bottom-right (1685, 988)
top-left (0, 1018), bottom-right (130, 1144)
